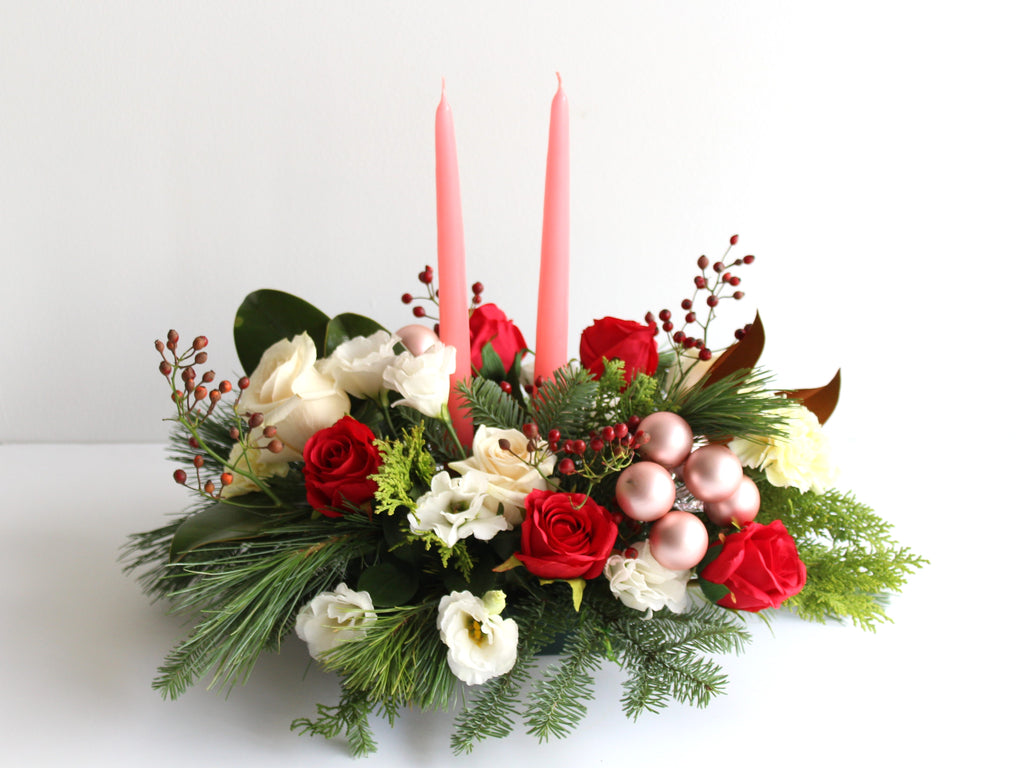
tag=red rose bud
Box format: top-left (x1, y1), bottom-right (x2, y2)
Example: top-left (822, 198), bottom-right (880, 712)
top-left (516, 490), bottom-right (618, 580)
top-left (468, 303), bottom-right (528, 372)
top-left (580, 317), bottom-right (659, 384)
top-left (700, 519), bottom-right (806, 611)
top-left (302, 416), bottom-right (383, 516)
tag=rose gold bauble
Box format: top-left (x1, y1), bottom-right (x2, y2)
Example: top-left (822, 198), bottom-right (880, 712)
top-left (680, 444), bottom-right (743, 503)
top-left (396, 324), bottom-right (440, 356)
top-left (636, 411), bottom-right (694, 468)
top-left (703, 475), bottom-right (760, 528)
top-left (615, 461), bottom-right (677, 522)
top-left (649, 510), bottom-right (709, 571)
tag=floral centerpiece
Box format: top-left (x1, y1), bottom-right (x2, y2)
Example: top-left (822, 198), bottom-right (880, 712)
top-left (124, 239), bottom-right (923, 757)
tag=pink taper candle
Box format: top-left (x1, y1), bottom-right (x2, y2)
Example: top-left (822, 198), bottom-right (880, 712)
top-left (435, 81), bottom-right (474, 447)
top-left (534, 73), bottom-right (570, 386)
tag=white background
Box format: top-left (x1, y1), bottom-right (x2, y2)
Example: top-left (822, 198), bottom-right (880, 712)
top-left (1, 1), bottom-right (1020, 765)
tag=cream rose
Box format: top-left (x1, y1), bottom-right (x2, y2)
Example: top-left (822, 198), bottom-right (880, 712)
top-left (382, 344), bottom-right (456, 419)
top-left (237, 333), bottom-right (351, 461)
top-left (318, 330), bottom-right (400, 401)
top-left (663, 349), bottom-right (718, 395)
top-left (448, 426), bottom-right (555, 525)
top-left (295, 582), bottom-right (376, 659)
top-left (218, 441), bottom-right (290, 499)
top-left (604, 540), bottom-right (690, 617)
top-left (437, 590), bottom-right (518, 686)
top-left (409, 470), bottom-right (511, 547)
top-left (730, 403), bottom-right (838, 494)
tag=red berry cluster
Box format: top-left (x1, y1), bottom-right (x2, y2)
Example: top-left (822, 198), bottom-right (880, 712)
top-left (511, 416), bottom-right (650, 478)
top-left (400, 265), bottom-right (485, 331)
top-left (644, 234), bottom-right (756, 360)
top-left (156, 330), bottom-right (279, 499)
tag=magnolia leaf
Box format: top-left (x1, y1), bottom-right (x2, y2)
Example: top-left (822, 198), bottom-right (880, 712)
top-left (324, 313), bottom-right (389, 358)
top-left (169, 503), bottom-right (275, 561)
top-left (703, 311), bottom-right (765, 388)
top-left (357, 561), bottom-right (419, 607)
top-left (234, 289), bottom-right (330, 375)
top-left (782, 369), bottom-right (842, 426)
top-left (476, 342), bottom-right (507, 381)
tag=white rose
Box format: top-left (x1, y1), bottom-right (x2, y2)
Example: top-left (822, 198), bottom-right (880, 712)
top-left (318, 330), bottom-right (400, 401)
top-left (295, 582), bottom-right (376, 659)
top-left (218, 441), bottom-right (289, 499)
top-left (437, 590), bottom-right (518, 686)
top-left (730, 403), bottom-right (838, 494)
top-left (382, 344), bottom-right (456, 418)
top-left (237, 333), bottom-right (351, 461)
top-left (409, 470), bottom-right (511, 547)
top-left (604, 540), bottom-right (691, 617)
top-left (448, 426), bottom-right (555, 525)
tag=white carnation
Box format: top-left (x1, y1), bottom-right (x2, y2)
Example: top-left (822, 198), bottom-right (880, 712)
top-left (409, 471), bottom-right (511, 547)
top-left (295, 583), bottom-right (376, 659)
top-left (448, 425), bottom-right (555, 525)
top-left (604, 541), bottom-right (691, 617)
top-left (730, 404), bottom-right (838, 494)
top-left (437, 590), bottom-right (518, 686)
top-left (237, 333), bottom-right (351, 461)
top-left (382, 344), bottom-right (456, 418)
top-left (318, 330), bottom-right (400, 400)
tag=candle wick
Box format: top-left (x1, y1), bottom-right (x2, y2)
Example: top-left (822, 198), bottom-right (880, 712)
top-left (441, 77), bottom-right (446, 98)
top-left (556, 72), bottom-right (562, 90)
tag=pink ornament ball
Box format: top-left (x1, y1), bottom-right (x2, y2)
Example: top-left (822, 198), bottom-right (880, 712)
top-left (680, 444), bottom-right (743, 503)
top-left (396, 324), bottom-right (440, 356)
top-left (703, 475), bottom-right (760, 528)
top-left (649, 510), bottom-right (709, 571)
top-left (636, 411), bottom-right (694, 468)
top-left (615, 461), bottom-right (677, 522)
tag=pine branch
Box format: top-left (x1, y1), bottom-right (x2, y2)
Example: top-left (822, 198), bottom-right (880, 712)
top-left (529, 366), bottom-right (600, 438)
top-left (458, 378), bottom-right (526, 430)
top-left (291, 681), bottom-right (379, 758)
top-left (670, 369), bottom-right (791, 442)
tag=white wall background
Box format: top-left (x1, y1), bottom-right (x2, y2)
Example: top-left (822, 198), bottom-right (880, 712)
top-left (4, 0), bottom-right (1019, 445)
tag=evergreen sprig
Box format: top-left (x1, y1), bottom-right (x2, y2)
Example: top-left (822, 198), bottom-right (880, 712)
top-left (756, 478), bottom-right (927, 630)
top-left (671, 369), bottom-right (791, 442)
top-left (458, 377), bottom-right (526, 430)
top-left (291, 681), bottom-right (380, 757)
top-left (371, 423), bottom-right (435, 517)
top-left (529, 365), bottom-right (600, 437)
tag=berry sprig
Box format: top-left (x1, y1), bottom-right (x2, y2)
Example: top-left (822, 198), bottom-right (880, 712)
top-left (517, 417), bottom-right (650, 484)
top-left (400, 264), bottom-right (486, 322)
top-left (156, 330), bottom-right (282, 503)
top-left (646, 234), bottom-right (756, 362)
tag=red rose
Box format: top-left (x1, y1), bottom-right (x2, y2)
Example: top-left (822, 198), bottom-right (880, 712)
top-left (699, 520), bottom-right (807, 612)
top-left (579, 317), bottom-right (659, 383)
top-left (469, 303), bottom-right (528, 372)
top-left (516, 490), bottom-right (618, 580)
top-left (302, 416), bottom-right (382, 516)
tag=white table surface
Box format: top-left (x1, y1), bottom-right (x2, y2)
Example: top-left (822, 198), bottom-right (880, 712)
top-left (0, 443), bottom-right (1010, 766)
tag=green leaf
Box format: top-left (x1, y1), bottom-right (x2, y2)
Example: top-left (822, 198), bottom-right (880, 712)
top-left (324, 313), bottom-right (389, 358)
top-left (698, 578), bottom-right (730, 604)
top-left (169, 503), bottom-right (275, 561)
top-left (357, 561), bottom-right (419, 607)
top-left (476, 342), bottom-right (507, 381)
top-left (234, 289), bottom-right (330, 375)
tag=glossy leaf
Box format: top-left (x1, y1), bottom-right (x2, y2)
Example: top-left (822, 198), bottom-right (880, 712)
top-left (357, 560), bottom-right (419, 607)
top-left (782, 369), bottom-right (841, 425)
top-left (703, 312), bottom-right (765, 387)
top-left (324, 313), bottom-right (389, 358)
top-left (698, 578), bottom-right (730, 604)
top-left (234, 290), bottom-right (330, 375)
top-left (169, 503), bottom-right (275, 561)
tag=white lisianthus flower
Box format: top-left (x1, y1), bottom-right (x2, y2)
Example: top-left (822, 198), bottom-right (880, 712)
top-left (730, 403), bottom-right (839, 494)
top-left (218, 441), bottom-right (289, 499)
top-left (237, 333), bottom-right (351, 461)
top-left (604, 541), bottom-right (691, 617)
top-left (382, 344), bottom-right (456, 418)
top-left (448, 426), bottom-right (555, 525)
top-left (318, 330), bottom-right (400, 401)
top-left (295, 583), bottom-right (376, 659)
top-left (409, 470), bottom-right (511, 547)
top-left (437, 590), bottom-right (518, 686)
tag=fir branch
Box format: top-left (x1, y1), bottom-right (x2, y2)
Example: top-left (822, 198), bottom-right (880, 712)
top-left (670, 369), bottom-right (791, 442)
top-left (291, 681), bottom-right (378, 758)
top-left (756, 478), bottom-right (927, 630)
top-left (458, 378), bottom-right (526, 430)
top-left (529, 365), bottom-right (600, 438)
